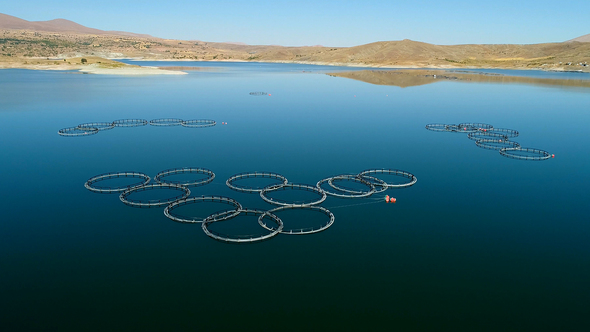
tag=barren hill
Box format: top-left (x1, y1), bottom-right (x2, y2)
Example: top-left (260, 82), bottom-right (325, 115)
top-left (0, 13), bottom-right (152, 38)
top-left (568, 33), bottom-right (590, 43)
top-left (237, 39), bottom-right (590, 71)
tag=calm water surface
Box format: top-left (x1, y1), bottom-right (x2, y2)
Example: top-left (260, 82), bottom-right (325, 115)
top-left (1, 63), bottom-right (589, 331)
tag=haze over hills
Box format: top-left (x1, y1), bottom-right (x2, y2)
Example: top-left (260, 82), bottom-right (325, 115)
top-left (1, 13), bottom-right (589, 73)
top-left (0, 13), bottom-right (152, 38)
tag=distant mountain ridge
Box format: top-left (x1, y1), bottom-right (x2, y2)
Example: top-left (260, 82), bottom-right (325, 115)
top-left (0, 13), bottom-right (153, 38)
top-left (568, 34), bottom-right (590, 42)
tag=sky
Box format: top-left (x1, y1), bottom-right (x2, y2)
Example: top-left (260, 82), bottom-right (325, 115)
top-left (1, 0), bottom-right (589, 47)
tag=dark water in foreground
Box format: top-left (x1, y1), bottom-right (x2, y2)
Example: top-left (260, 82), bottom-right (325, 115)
top-left (0, 63), bottom-right (589, 331)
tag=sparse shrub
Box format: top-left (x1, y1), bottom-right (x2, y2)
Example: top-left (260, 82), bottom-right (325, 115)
top-left (81, 58), bottom-right (87, 64)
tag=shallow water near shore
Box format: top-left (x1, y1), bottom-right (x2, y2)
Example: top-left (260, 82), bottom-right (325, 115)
top-left (1, 62), bottom-right (589, 331)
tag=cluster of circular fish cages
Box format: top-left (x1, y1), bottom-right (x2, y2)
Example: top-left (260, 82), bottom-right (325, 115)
top-left (425, 123), bottom-right (553, 161)
top-left (58, 118), bottom-right (216, 137)
top-left (85, 167), bottom-right (417, 244)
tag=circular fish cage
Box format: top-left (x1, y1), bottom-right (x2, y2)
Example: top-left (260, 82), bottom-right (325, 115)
top-left (445, 124), bottom-right (479, 133)
top-left (149, 118), bottom-right (183, 126)
top-left (499, 147), bottom-right (551, 161)
top-left (113, 119), bottom-right (148, 127)
top-left (181, 119), bottom-right (216, 128)
top-left (354, 175), bottom-right (389, 194)
top-left (317, 175), bottom-right (376, 198)
top-left (58, 126), bottom-right (99, 137)
top-left (489, 128), bottom-right (519, 138)
top-left (249, 92), bottom-right (268, 96)
top-left (258, 205), bottom-right (335, 235)
top-left (164, 196), bottom-right (242, 223)
top-left (85, 171), bottom-right (151, 194)
top-left (154, 167), bottom-right (215, 187)
top-left (467, 131), bottom-right (509, 141)
top-left (226, 171), bottom-right (288, 193)
top-left (475, 139), bottom-right (520, 150)
top-left (260, 183), bottom-right (327, 207)
top-left (120, 184), bottom-right (190, 208)
top-left (425, 123), bottom-right (451, 132)
top-left (77, 122), bottom-right (115, 131)
top-left (202, 209), bottom-right (283, 243)
top-left (458, 123), bottom-right (494, 132)
top-left (327, 174), bottom-right (388, 196)
top-left (358, 169), bottom-right (417, 189)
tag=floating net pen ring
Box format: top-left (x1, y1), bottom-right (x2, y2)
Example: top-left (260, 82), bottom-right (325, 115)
top-left (85, 171), bottom-right (151, 194)
top-left (425, 123), bottom-right (450, 132)
top-left (181, 119), bottom-right (216, 128)
top-left (154, 167), bottom-right (215, 187)
top-left (149, 118), bottom-right (183, 126)
top-left (58, 126), bottom-right (99, 137)
top-left (317, 175), bottom-right (375, 198)
top-left (499, 147), bottom-right (551, 161)
top-left (444, 124), bottom-right (479, 133)
top-left (475, 139), bottom-right (520, 151)
top-left (258, 205), bottom-right (335, 235)
top-left (356, 175), bottom-right (389, 194)
top-left (467, 131), bottom-right (508, 141)
top-left (260, 183), bottom-right (327, 207)
top-left (164, 196), bottom-right (242, 224)
top-left (113, 119), bottom-right (148, 127)
top-left (489, 128), bottom-right (519, 138)
top-left (77, 122), bottom-right (115, 131)
top-left (202, 209), bottom-right (283, 243)
top-left (458, 123), bottom-right (494, 131)
top-left (120, 184), bottom-right (190, 208)
top-left (328, 174), bottom-right (387, 195)
top-left (358, 169), bottom-right (417, 188)
top-left (226, 171), bottom-right (288, 193)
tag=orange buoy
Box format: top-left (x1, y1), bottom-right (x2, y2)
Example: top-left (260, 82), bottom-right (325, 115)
top-left (552, 154), bottom-right (555, 158)
top-left (391, 198), bottom-right (397, 203)
top-left (268, 94), bottom-right (271, 96)
top-left (385, 195), bottom-right (389, 203)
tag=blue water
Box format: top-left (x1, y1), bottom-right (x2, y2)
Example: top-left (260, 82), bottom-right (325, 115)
top-left (1, 64), bottom-right (589, 331)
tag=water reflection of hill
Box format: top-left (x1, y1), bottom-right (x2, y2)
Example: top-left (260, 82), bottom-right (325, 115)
top-left (328, 70), bottom-right (590, 89)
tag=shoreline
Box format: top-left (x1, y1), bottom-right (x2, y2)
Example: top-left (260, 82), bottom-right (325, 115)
top-left (120, 57), bottom-right (590, 74)
top-left (0, 56), bottom-right (187, 75)
top-left (1, 57), bottom-right (588, 75)
top-left (0, 62), bottom-right (187, 75)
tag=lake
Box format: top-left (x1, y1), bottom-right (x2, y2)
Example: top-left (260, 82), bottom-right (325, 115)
top-left (1, 62), bottom-right (589, 331)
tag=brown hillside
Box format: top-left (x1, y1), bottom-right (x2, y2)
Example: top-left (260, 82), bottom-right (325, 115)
top-left (0, 13), bottom-right (152, 38)
top-left (568, 34), bottom-right (590, 43)
top-left (249, 39), bottom-right (590, 70)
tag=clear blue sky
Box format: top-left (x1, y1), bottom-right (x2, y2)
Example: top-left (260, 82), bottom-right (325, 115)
top-left (2, 0), bottom-right (589, 46)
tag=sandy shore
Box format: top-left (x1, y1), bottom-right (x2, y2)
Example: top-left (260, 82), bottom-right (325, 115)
top-left (78, 64), bottom-right (186, 75)
top-left (0, 63), bottom-right (187, 75)
top-left (0, 56), bottom-right (188, 75)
